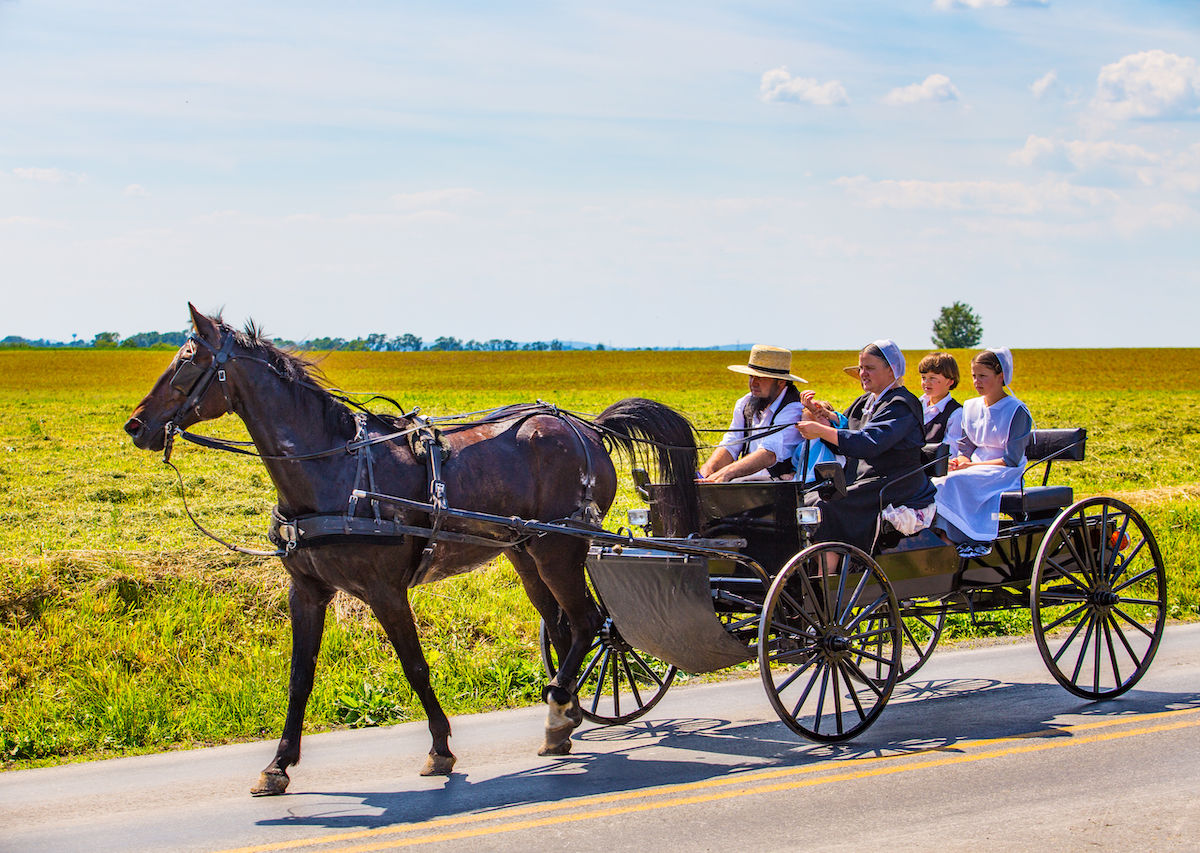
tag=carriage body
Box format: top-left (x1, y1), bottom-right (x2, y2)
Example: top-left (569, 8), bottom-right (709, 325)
top-left (546, 427), bottom-right (1168, 742)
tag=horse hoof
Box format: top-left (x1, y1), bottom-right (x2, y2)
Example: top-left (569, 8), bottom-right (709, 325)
top-left (538, 725), bottom-right (575, 756)
top-left (420, 753), bottom-right (456, 776)
top-left (250, 770), bottom-right (290, 796)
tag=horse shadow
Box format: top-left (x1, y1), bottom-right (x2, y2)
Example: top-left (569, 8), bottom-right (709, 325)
top-left (255, 678), bottom-right (1200, 831)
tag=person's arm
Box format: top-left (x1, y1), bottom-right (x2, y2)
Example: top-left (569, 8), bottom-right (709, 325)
top-left (702, 447), bottom-right (776, 482)
top-left (831, 396), bottom-right (914, 458)
top-left (700, 399), bottom-right (747, 477)
top-left (698, 446), bottom-right (734, 479)
top-left (950, 406), bottom-right (1032, 469)
top-left (945, 406), bottom-right (964, 455)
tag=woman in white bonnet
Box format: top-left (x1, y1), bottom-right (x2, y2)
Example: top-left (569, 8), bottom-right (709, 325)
top-left (932, 347), bottom-right (1033, 558)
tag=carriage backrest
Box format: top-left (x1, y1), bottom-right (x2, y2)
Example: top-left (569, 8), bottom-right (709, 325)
top-left (1026, 428), bottom-right (1087, 463)
top-left (923, 442), bottom-right (950, 478)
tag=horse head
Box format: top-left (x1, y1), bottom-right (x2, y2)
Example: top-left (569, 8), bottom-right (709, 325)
top-left (124, 304), bottom-right (238, 451)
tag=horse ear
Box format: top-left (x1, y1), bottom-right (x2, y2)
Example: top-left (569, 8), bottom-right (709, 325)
top-left (188, 303), bottom-right (219, 341)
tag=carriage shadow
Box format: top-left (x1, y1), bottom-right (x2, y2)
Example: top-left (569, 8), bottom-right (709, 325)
top-left (255, 679), bottom-right (1200, 831)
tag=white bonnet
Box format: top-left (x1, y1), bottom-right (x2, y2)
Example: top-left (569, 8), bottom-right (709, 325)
top-left (868, 339), bottom-right (905, 379)
top-left (984, 346), bottom-right (1014, 385)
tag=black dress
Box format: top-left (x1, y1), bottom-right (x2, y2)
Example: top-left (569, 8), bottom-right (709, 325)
top-left (805, 386), bottom-right (937, 553)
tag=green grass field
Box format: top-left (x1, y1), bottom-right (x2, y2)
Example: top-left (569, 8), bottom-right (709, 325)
top-left (2, 346), bottom-right (1198, 768)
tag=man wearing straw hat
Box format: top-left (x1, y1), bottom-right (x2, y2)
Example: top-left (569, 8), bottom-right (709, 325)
top-left (699, 344), bottom-right (806, 483)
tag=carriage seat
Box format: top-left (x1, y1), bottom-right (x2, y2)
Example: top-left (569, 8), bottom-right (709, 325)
top-left (998, 428), bottom-right (1086, 518)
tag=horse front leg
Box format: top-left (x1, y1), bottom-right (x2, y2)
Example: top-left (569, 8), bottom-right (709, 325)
top-left (252, 575), bottom-right (332, 796)
top-left (369, 590), bottom-right (456, 776)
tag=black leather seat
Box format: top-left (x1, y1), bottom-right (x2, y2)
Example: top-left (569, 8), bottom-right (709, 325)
top-left (999, 428), bottom-right (1086, 519)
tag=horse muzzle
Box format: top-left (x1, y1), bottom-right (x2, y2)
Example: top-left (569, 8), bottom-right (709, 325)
top-left (124, 416), bottom-right (166, 451)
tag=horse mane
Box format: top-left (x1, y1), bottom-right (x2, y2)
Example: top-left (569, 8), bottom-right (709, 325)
top-left (213, 315), bottom-right (360, 436)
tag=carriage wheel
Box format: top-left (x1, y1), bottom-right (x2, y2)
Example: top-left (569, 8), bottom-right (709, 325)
top-left (856, 605), bottom-right (946, 685)
top-left (758, 543), bottom-right (901, 742)
top-left (539, 616), bottom-right (677, 725)
top-left (1031, 497), bottom-right (1166, 700)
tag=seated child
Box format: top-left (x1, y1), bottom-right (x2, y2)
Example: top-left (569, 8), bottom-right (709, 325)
top-left (788, 391), bottom-right (846, 483)
top-left (933, 347), bottom-right (1032, 558)
top-left (918, 351), bottom-right (963, 452)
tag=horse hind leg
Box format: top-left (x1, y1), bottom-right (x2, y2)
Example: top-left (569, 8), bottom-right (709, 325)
top-left (252, 577), bottom-right (333, 796)
top-left (508, 541), bottom-right (598, 757)
top-left (368, 589), bottom-right (457, 776)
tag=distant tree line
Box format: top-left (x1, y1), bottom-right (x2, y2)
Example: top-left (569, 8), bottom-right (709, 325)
top-left (0, 330), bottom-right (605, 352)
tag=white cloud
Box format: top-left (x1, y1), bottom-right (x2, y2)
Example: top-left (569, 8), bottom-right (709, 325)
top-left (12, 167), bottom-right (85, 184)
top-left (933, 0), bottom-right (1049, 9)
top-left (883, 74), bottom-right (960, 106)
top-left (759, 67), bottom-right (848, 106)
top-left (1093, 50), bottom-right (1200, 120)
top-left (835, 175), bottom-right (1117, 215)
top-left (124, 184), bottom-right (149, 197)
top-left (1031, 70), bottom-right (1057, 99)
top-left (1009, 135), bottom-right (1156, 171)
top-left (389, 187), bottom-right (482, 209)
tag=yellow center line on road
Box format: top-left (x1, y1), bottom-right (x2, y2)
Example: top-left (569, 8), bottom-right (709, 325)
top-left (222, 706), bottom-right (1200, 853)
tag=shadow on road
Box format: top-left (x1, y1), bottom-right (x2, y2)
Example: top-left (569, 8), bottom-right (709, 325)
top-left (256, 678), bottom-right (1200, 831)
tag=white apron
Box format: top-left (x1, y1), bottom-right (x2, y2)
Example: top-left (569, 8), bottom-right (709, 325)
top-left (933, 394), bottom-right (1028, 542)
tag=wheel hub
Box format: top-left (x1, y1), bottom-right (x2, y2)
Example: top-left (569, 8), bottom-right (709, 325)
top-left (1090, 588), bottom-right (1120, 610)
top-left (599, 618), bottom-right (633, 653)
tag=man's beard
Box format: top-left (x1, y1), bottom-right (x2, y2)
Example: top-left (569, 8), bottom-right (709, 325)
top-left (747, 393), bottom-right (772, 418)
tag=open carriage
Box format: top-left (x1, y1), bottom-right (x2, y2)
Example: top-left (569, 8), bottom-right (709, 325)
top-left (541, 428), bottom-right (1168, 742)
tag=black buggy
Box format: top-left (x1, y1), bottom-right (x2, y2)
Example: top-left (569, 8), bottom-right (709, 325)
top-left (539, 429), bottom-right (1168, 742)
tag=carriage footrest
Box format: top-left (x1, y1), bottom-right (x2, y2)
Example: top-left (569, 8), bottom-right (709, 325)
top-left (1000, 486), bottom-right (1073, 516)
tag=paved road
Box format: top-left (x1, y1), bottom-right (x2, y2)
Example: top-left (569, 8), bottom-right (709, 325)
top-left (4, 624), bottom-right (1199, 852)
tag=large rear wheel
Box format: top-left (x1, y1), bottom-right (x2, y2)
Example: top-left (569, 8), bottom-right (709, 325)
top-left (1031, 497), bottom-right (1166, 699)
top-left (758, 543), bottom-right (901, 742)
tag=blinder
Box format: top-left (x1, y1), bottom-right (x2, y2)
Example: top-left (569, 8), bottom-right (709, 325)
top-left (170, 359), bottom-right (207, 396)
top-left (165, 332), bottom-right (237, 424)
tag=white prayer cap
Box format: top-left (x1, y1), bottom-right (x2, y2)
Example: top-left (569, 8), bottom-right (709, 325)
top-left (867, 339), bottom-right (905, 379)
top-left (984, 346), bottom-right (1014, 385)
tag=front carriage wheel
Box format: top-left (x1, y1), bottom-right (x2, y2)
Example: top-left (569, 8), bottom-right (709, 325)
top-left (1031, 497), bottom-right (1166, 700)
top-left (539, 616), bottom-right (677, 725)
top-left (758, 543), bottom-right (902, 742)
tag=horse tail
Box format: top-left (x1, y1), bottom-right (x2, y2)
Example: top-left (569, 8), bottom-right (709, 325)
top-left (593, 397), bottom-right (700, 536)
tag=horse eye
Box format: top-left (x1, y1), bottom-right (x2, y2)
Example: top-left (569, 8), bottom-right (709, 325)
top-left (170, 361), bottom-right (204, 395)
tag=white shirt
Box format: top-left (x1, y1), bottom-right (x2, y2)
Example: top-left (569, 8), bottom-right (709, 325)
top-left (721, 390), bottom-right (805, 466)
top-left (920, 393), bottom-right (964, 454)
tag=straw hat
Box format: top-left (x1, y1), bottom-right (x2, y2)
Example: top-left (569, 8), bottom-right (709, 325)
top-left (728, 344), bottom-right (806, 383)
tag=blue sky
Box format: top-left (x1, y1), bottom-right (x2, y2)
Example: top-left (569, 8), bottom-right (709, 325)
top-left (2, 0), bottom-right (1198, 348)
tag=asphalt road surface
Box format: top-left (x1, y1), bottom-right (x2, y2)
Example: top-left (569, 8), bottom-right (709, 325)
top-left (4, 624), bottom-right (1199, 852)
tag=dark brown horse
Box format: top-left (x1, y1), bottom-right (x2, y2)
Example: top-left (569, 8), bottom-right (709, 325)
top-left (124, 305), bottom-right (699, 795)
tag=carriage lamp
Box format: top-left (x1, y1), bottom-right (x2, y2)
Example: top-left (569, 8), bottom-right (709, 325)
top-left (796, 506), bottom-right (822, 528)
top-left (627, 509), bottom-right (650, 529)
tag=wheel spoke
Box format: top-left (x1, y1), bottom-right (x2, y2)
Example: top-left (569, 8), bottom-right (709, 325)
top-left (609, 650), bottom-right (621, 718)
top-left (831, 663), bottom-right (844, 736)
top-left (791, 662), bottom-right (826, 721)
top-left (1043, 601), bottom-right (1090, 635)
top-left (841, 655), bottom-right (886, 700)
top-left (576, 643), bottom-right (605, 686)
top-left (626, 649), bottom-right (667, 688)
top-left (620, 655), bottom-right (644, 708)
top-left (590, 648), bottom-right (612, 715)
top-left (1108, 538), bottom-right (1147, 587)
top-left (836, 661), bottom-right (869, 722)
top-left (812, 665), bottom-right (831, 733)
top-left (1106, 612), bottom-right (1142, 667)
top-left (1103, 512), bottom-right (1132, 579)
top-left (1111, 561), bottom-right (1158, 595)
top-left (1111, 605), bottom-right (1158, 640)
top-left (1102, 617), bottom-right (1121, 688)
top-left (1070, 613), bottom-right (1098, 685)
top-left (833, 552), bottom-right (851, 622)
top-left (1044, 555), bottom-right (1094, 595)
top-left (1058, 526), bottom-right (1097, 586)
top-left (838, 564), bottom-right (873, 624)
top-left (1050, 606), bottom-right (1093, 664)
top-left (774, 652), bottom-right (820, 692)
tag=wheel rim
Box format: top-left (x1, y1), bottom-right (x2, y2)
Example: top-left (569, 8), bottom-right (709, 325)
top-left (540, 616), bottom-right (677, 725)
top-left (758, 543), bottom-right (901, 742)
top-left (1031, 497), bottom-right (1166, 700)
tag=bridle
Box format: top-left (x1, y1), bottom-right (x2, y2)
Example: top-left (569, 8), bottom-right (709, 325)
top-left (165, 331), bottom-right (238, 430)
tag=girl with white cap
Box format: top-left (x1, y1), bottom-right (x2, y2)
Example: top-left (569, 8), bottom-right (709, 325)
top-left (795, 339), bottom-right (936, 553)
top-left (932, 347), bottom-right (1033, 558)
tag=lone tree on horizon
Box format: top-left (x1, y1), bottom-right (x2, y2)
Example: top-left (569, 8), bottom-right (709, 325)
top-left (931, 302), bottom-right (983, 349)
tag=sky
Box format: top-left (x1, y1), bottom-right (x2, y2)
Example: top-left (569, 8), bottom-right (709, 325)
top-left (2, 0), bottom-right (1198, 349)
